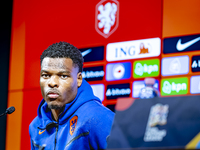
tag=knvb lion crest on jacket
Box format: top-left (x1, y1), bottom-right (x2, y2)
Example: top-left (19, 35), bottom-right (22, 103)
top-left (70, 115), bottom-right (78, 135)
top-left (95, 0), bottom-right (119, 38)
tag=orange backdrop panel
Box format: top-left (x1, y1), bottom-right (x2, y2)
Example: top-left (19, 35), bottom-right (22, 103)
top-left (163, 0), bottom-right (200, 38)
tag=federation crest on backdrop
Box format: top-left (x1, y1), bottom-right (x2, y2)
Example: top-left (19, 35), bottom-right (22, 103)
top-left (95, 0), bottom-right (119, 38)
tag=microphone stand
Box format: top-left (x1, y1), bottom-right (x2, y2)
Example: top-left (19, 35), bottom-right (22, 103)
top-left (0, 112), bottom-right (5, 117)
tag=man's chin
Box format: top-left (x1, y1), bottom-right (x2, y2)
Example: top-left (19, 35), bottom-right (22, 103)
top-left (48, 104), bottom-right (63, 110)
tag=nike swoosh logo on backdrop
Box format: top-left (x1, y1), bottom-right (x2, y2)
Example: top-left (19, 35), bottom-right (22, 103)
top-left (81, 49), bottom-right (92, 57)
top-left (176, 37), bottom-right (200, 51)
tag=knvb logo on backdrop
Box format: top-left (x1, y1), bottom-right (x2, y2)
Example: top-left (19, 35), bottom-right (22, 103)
top-left (106, 83), bottom-right (131, 100)
top-left (106, 62), bottom-right (131, 81)
top-left (133, 59), bottom-right (160, 78)
top-left (106, 38), bottom-right (160, 61)
top-left (161, 77), bottom-right (188, 96)
top-left (163, 34), bottom-right (200, 54)
top-left (79, 46), bottom-right (104, 62)
top-left (82, 66), bottom-right (104, 81)
top-left (161, 56), bottom-right (189, 76)
top-left (95, 0), bottom-right (119, 38)
top-left (191, 55), bottom-right (200, 72)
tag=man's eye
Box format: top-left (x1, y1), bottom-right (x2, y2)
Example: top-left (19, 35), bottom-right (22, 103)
top-left (60, 75), bottom-right (68, 79)
top-left (42, 74), bottom-right (50, 78)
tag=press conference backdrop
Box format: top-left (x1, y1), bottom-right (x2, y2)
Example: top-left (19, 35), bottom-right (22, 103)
top-left (107, 96), bottom-right (200, 149)
top-left (6, 0), bottom-right (200, 150)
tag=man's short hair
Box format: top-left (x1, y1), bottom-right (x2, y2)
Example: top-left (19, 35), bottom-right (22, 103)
top-left (40, 41), bottom-right (84, 72)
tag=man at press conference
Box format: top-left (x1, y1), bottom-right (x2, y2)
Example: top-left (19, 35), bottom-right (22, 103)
top-left (29, 41), bottom-right (114, 149)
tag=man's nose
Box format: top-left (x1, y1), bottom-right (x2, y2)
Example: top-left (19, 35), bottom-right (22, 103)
top-left (48, 76), bottom-right (59, 88)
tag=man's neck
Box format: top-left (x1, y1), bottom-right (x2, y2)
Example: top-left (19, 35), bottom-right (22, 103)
top-left (51, 109), bottom-right (61, 122)
top-left (51, 107), bottom-right (65, 122)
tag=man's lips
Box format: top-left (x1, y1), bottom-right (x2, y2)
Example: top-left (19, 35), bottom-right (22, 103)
top-left (48, 93), bottom-right (59, 99)
top-left (46, 89), bottom-right (61, 100)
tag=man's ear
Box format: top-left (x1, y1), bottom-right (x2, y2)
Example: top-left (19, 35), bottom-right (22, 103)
top-left (77, 72), bottom-right (82, 87)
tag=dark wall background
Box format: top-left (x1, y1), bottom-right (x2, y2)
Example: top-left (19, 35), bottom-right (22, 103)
top-left (0, 0), bottom-right (13, 149)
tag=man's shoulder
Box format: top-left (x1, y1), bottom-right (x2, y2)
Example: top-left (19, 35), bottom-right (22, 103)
top-left (76, 100), bottom-right (115, 121)
top-left (29, 116), bottom-right (40, 129)
top-left (82, 100), bottom-right (113, 113)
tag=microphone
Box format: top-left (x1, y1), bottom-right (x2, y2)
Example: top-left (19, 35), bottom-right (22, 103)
top-left (0, 106), bottom-right (15, 117)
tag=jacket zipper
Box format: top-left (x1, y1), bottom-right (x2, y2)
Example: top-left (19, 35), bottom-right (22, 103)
top-left (54, 125), bottom-right (58, 150)
top-left (54, 108), bottom-right (63, 150)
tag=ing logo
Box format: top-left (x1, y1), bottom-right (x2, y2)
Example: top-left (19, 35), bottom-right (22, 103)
top-left (95, 0), bottom-right (119, 38)
top-left (139, 43), bottom-right (149, 54)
